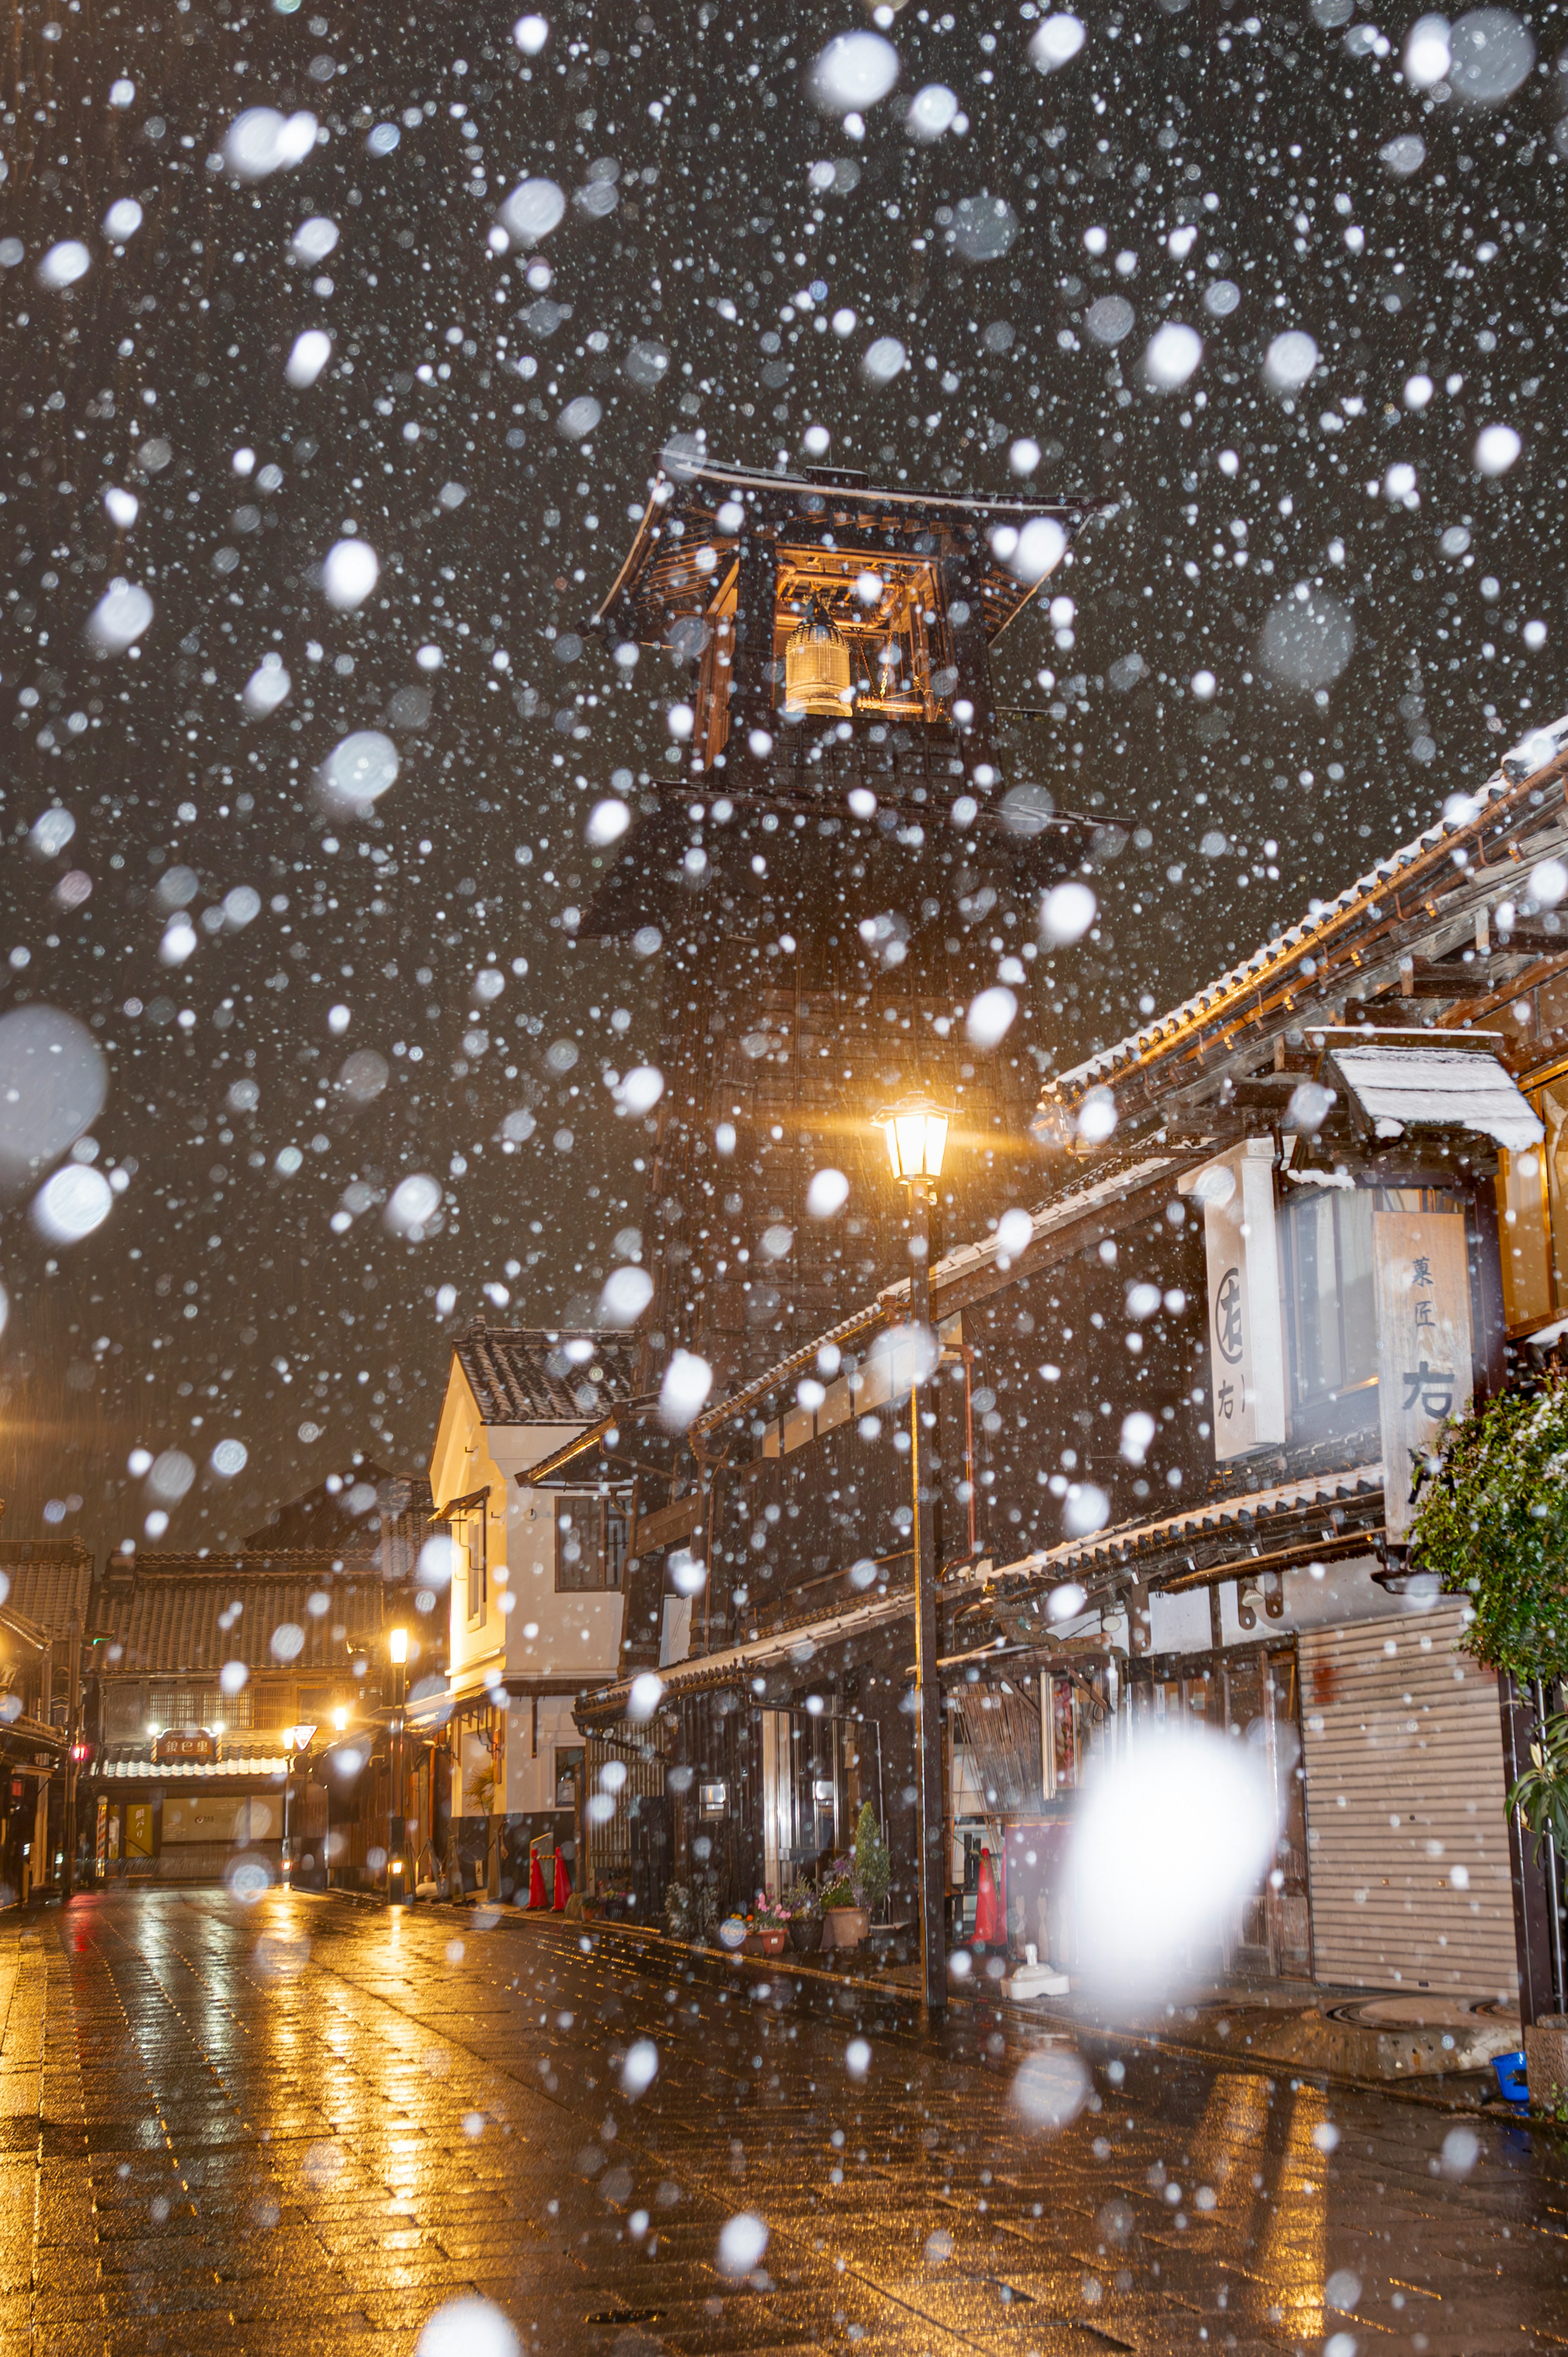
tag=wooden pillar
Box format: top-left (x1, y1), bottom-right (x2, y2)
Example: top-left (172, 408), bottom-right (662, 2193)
top-left (1499, 1674), bottom-right (1559, 2026)
top-left (1467, 1173), bottom-right (1508, 1400)
top-left (731, 530), bottom-right (778, 749)
top-left (938, 539), bottom-right (998, 773)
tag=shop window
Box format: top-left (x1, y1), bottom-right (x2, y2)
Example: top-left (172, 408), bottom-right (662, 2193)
top-left (296, 1683), bottom-right (345, 1722)
top-left (107, 1687), bottom-right (149, 1744)
top-left (1537, 1077), bottom-right (1568, 1313)
top-left (554, 1745), bottom-right (583, 1809)
top-left (555, 1495), bottom-right (627, 1593)
top-left (147, 1687), bottom-right (198, 1731)
top-left (445, 1499), bottom-right (486, 1626)
top-left (1280, 1185), bottom-right (1379, 1442)
top-left (1497, 1130), bottom-right (1552, 1332)
top-left (142, 1686), bottom-right (258, 1737)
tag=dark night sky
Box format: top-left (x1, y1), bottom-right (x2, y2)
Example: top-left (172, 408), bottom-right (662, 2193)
top-left (0, 0), bottom-right (1562, 1564)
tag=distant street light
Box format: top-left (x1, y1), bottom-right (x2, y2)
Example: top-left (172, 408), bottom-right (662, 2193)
top-left (873, 1094), bottom-right (951, 2016)
top-left (280, 1723), bottom-right (314, 1882)
top-left (388, 1629), bottom-right (409, 1904)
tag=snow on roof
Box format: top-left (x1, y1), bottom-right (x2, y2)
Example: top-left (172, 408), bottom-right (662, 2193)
top-left (697, 1154), bottom-right (1181, 1434)
top-left (1043, 711), bottom-right (1568, 1110)
top-left (969, 1461), bottom-right (1387, 1597)
top-left (1328, 1040), bottom-right (1545, 1153)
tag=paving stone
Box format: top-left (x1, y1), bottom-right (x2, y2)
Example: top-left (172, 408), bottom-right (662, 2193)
top-left (0, 1891), bottom-right (1563, 2356)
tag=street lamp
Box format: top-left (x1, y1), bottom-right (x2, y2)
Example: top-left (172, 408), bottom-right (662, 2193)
top-left (280, 1723), bottom-right (316, 1882)
top-left (873, 1093), bottom-right (951, 2016)
top-left (388, 1628), bottom-right (408, 1904)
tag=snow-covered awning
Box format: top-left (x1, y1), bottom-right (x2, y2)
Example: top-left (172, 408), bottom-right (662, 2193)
top-left (1327, 1039), bottom-right (1544, 1152)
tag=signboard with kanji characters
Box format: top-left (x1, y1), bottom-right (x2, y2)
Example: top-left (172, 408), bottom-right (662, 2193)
top-left (1190, 1138), bottom-right (1287, 1462)
top-left (150, 1728), bottom-right (217, 1766)
top-left (1372, 1210), bottom-right (1474, 1539)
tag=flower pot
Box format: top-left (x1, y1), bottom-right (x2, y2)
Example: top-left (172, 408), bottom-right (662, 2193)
top-left (788, 1917), bottom-right (823, 1955)
top-left (743, 1926), bottom-right (787, 1958)
top-left (822, 1906), bottom-right (869, 1952)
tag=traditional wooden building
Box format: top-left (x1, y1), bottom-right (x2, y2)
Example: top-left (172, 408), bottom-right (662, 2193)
top-left (82, 1461), bottom-right (440, 1890)
top-left (417, 1323), bottom-right (642, 1900)
top-left (0, 1540), bottom-right (94, 1903)
top-left (585, 455), bottom-right (1107, 1393)
top-left (571, 713), bottom-right (1568, 2014)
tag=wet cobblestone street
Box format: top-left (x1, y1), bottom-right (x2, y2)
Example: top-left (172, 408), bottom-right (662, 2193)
top-left (0, 1891), bottom-right (1564, 2357)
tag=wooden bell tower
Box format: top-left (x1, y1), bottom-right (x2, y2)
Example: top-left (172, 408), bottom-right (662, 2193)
top-left (584, 457), bottom-right (1100, 1388)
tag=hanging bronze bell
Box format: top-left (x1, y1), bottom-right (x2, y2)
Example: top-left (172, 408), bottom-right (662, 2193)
top-left (783, 595), bottom-right (852, 717)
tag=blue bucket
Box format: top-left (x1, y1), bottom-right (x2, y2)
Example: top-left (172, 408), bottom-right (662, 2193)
top-left (1493, 2048), bottom-right (1529, 2105)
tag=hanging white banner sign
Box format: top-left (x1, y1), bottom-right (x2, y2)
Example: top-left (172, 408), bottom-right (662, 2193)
top-left (1373, 1210), bottom-right (1473, 1539)
top-left (1187, 1138), bottom-right (1287, 1462)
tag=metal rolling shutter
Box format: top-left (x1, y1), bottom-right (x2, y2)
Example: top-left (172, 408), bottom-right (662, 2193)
top-left (1299, 1602), bottom-right (1518, 1998)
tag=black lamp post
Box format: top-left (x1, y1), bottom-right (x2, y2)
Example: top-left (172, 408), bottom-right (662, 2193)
top-left (875, 1094), bottom-right (952, 2016)
top-left (388, 1628), bottom-right (408, 1904)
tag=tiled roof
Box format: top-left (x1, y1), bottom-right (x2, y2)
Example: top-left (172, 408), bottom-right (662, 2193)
top-left (454, 1322), bottom-right (643, 1426)
top-left (93, 1754), bottom-right (288, 1779)
top-left (244, 1461), bottom-right (425, 1551)
top-left (972, 1462), bottom-right (1387, 1595)
top-left (108, 1547), bottom-right (378, 1580)
top-left (0, 1542), bottom-right (94, 1635)
top-left (1038, 713), bottom-right (1568, 1125)
top-left (94, 1570), bottom-right (393, 1678)
top-left (692, 1154), bottom-right (1184, 1438)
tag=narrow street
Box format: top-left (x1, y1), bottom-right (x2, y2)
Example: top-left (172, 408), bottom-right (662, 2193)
top-left (0, 1891), bottom-right (1561, 2356)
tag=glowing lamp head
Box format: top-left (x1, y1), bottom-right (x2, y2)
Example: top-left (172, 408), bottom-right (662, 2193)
top-left (388, 1627), bottom-right (409, 1666)
top-left (332, 1706), bottom-right (348, 1733)
top-left (874, 1094), bottom-right (951, 1185)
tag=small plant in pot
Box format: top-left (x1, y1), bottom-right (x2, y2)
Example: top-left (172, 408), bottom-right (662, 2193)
top-left (742, 1889), bottom-right (791, 1957)
top-left (784, 1880), bottom-right (822, 1954)
top-left (853, 1802), bottom-right (892, 1925)
top-left (818, 1859), bottom-right (869, 1952)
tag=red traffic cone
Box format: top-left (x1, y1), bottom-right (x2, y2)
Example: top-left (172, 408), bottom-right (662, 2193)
top-left (552, 1850), bottom-right (571, 1911)
top-left (974, 1847), bottom-right (1003, 1947)
top-left (528, 1849), bottom-right (548, 1910)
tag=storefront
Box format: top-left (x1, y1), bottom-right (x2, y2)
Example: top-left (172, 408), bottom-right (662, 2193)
top-left (88, 1735), bottom-right (292, 1886)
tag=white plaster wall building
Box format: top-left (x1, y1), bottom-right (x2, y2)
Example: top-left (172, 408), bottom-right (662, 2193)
top-left (425, 1323), bottom-right (640, 1866)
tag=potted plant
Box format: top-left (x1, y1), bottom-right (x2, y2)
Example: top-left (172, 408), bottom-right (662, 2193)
top-left (665, 1874), bottom-right (721, 1946)
top-left (742, 1889), bottom-right (791, 1957)
top-left (784, 1880), bottom-right (822, 1954)
top-left (853, 1802), bottom-right (892, 1926)
top-left (818, 1859), bottom-right (869, 1952)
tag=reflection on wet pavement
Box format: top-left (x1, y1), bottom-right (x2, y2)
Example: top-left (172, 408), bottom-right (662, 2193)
top-left (0, 1891), bottom-right (1563, 2354)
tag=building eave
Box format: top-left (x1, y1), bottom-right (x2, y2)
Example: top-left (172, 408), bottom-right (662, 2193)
top-left (1035, 721), bottom-right (1568, 1141)
top-left (574, 1585), bottom-right (914, 1727)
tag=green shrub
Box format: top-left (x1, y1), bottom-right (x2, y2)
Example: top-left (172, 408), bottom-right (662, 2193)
top-left (1410, 1374), bottom-right (1568, 1685)
top-left (664, 1875), bottom-right (719, 1943)
top-left (853, 1802), bottom-right (892, 1920)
